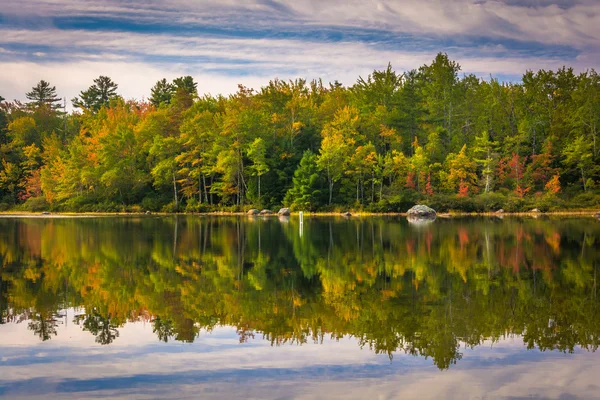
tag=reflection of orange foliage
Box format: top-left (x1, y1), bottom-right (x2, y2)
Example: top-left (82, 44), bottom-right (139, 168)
top-left (458, 228), bottom-right (469, 249)
top-left (425, 231), bottom-right (432, 255)
top-left (545, 232), bottom-right (561, 254)
top-left (405, 239), bottom-right (415, 256)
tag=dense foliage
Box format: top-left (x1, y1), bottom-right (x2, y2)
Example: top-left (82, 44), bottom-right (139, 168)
top-left (1, 54), bottom-right (599, 212)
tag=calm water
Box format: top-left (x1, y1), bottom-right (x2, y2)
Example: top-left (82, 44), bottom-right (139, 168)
top-left (1, 215), bottom-right (600, 399)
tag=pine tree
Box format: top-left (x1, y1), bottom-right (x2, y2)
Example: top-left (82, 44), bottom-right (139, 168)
top-left (150, 78), bottom-right (175, 107)
top-left (26, 80), bottom-right (62, 110)
top-left (72, 76), bottom-right (118, 112)
top-left (284, 150), bottom-right (323, 210)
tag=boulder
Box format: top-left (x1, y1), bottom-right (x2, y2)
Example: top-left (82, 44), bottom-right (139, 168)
top-left (495, 209), bottom-right (504, 214)
top-left (247, 209), bottom-right (259, 215)
top-left (41, 211), bottom-right (51, 215)
top-left (594, 212), bottom-right (600, 219)
top-left (341, 212), bottom-right (352, 217)
top-left (145, 210), bottom-right (152, 215)
top-left (407, 205), bottom-right (436, 219)
top-left (259, 209), bottom-right (273, 216)
top-left (277, 208), bottom-right (291, 216)
top-left (530, 208), bottom-right (541, 213)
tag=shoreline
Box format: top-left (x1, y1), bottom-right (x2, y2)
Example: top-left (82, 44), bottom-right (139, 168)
top-left (0, 210), bottom-right (598, 218)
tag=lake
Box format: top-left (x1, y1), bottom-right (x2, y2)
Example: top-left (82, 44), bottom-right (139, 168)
top-left (1, 215), bottom-right (600, 399)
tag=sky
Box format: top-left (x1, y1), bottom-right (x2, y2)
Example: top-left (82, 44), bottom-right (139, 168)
top-left (0, 0), bottom-right (599, 105)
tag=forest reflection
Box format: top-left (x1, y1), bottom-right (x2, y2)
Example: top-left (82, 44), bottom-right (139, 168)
top-left (1, 216), bottom-right (599, 369)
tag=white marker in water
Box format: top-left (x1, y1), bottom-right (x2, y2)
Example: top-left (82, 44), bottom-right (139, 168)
top-left (299, 211), bottom-right (304, 237)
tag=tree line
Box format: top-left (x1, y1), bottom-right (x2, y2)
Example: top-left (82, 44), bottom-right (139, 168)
top-left (0, 53), bottom-right (599, 212)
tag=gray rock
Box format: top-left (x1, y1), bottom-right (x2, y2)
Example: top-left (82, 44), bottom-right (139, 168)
top-left (41, 211), bottom-right (51, 215)
top-left (341, 212), bottom-right (352, 217)
top-left (496, 209), bottom-right (504, 214)
top-left (277, 208), bottom-right (291, 216)
top-left (406, 205), bottom-right (436, 219)
top-left (530, 208), bottom-right (541, 213)
top-left (259, 209), bottom-right (273, 216)
top-left (145, 211), bottom-right (152, 215)
top-left (594, 212), bottom-right (600, 219)
top-left (247, 209), bottom-right (259, 215)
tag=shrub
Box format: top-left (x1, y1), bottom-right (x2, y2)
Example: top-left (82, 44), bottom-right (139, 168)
top-left (19, 196), bottom-right (50, 212)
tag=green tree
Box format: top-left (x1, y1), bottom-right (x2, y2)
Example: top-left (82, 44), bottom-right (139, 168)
top-left (247, 137), bottom-right (269, 206)
top-left (173, 76), bottom-right (198, 97)
top-left (72, 76), bottom-right (119, 112)
top-left (150, 136), bottom-right (181, 208)
top-left (317, 106), bottom-right (358, 205)
top-left (562, 135), bottom-right (595, 192)
top-left (150, 78), bottom-right (175, 107)
top-left (284, 150), bottom-right (323, 210)
top-left (26, 80), bottom-right (62, 110)
top-left (472, 131), bottom-right (499, 193)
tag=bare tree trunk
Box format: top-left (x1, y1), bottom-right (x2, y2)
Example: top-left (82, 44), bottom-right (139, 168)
top-left (172, 169), bottom-right (178, 208)
top-left (203, 174), bottom-right (208, 204)
top-left (371, 172), bottom-right (375, 204)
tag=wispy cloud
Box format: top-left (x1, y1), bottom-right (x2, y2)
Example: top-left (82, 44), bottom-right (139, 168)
top-left (0, 0), bottom-right (597, 103)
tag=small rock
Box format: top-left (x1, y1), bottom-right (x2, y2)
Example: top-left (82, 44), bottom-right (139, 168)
top-left (41, 211), bottom-right (50, 215)
top-left (594, 212), bottom-right (600, 219)
top-left (341, 212), bottom-right (352, 217)
top-left (496, 209), bottom-right (504, 214)
top-left (247, 209), bottom-right (259, 215)
top-left (530, 208), bottom-right (541, 213)
top-left (407, 205), bottom-right (437, 219)
top-left (277, 207), bottom-right (291, 216)
top-left (145, 211), bottom-right (152, 215)
top-left (259, 209), bottom-right (273, 216)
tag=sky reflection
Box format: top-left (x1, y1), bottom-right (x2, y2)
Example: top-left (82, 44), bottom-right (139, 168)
top-left (1, 311), bottom-right (599, 399)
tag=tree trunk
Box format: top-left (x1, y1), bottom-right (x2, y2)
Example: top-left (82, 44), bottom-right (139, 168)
top-left (172, 169), bottom-right (178, 208)
top-left (203, 174), bottom-right (208, 204)
top-left (258, 175), bottom-right (261, 206)
top-left (327, 166), bottom-right (333, 205)
top-left (371, 173), bottom-right (375, 204)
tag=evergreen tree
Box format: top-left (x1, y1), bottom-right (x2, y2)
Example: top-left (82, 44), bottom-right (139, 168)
top-left (284, 150), bottom-right (323, 210)
top-left (150, 78), bottom-right (175, 107)
top-left (26, 80), bottom-right (62, 110)
top-left (72, 76), bottom-right (119, 112)
top-left (173, 76), bottom-right (198, 97)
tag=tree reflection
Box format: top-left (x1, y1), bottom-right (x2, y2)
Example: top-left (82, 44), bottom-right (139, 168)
top-left (27, 311), bottom-right (59, 341)
top-left (0, 216), bottom-right (599, 369)
top-left (74, 311), bottom-right (120, 345)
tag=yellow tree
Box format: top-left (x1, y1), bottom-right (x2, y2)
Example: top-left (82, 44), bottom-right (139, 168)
top-left (443, 144), bottom-right (478, 195)
top-left (317, 106), bottom-right (359, 205)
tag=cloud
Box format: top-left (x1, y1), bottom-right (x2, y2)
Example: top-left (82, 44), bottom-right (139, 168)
top-left (3, 0), bottom-right (600, 47)
top-left (0, 319), bottom-right (599, 399)
top-left (0, 0), bottom-right (597, 104)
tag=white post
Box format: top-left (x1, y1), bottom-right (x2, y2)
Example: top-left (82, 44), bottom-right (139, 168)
top-left (299, 211), bottom-right (304, 237)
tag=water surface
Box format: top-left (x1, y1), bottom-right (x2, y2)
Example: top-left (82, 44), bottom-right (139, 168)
top-left (1, 216), bottom-right (600, 399)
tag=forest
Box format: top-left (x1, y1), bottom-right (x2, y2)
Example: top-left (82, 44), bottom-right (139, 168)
top-left (0, 53), bottom-right (599, 213)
